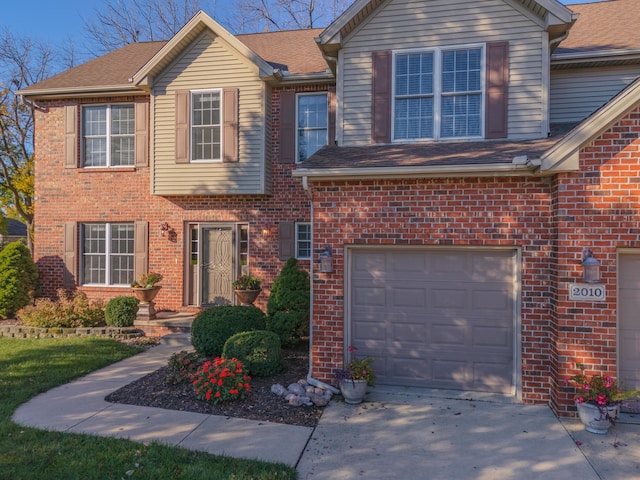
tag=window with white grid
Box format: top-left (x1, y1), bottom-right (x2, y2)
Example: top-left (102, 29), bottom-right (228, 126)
top-left (82, 105), bottom-right (134, 167)
top-left (297, 93), bottom-right (328, 162)
top-left (296, 223), bottom-right (311, 260)
top-left (191, 90), bottom-right (221, 161)
top-left (81, 223), bottom-right (134, 285)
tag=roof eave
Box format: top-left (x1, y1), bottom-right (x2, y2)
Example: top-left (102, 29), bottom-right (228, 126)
top-left (292, 162), bottom-right (542, 181)
top-left (17, 84), bottom-right (145, 100)
top-left (268, 71), bottom-right (335, 86)
top-left (551, 49), bottom-right (640, 67)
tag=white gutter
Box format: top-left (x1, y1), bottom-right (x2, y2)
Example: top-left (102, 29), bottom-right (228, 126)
top-left (17, 84), bottom-right (144, 99)
top-left (303, 178), bottom-right (340, 395)
top-left (551, 49), bottom-right (640, 66)
top-left (292, 161), bottom-right (542, 181)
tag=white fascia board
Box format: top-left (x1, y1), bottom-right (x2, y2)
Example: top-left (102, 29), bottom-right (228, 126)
top-left (17, 84), bottom-right (144, 99)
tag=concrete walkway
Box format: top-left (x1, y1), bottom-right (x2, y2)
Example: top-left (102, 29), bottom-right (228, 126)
top-left (12, 339), bottom-right (640, 478)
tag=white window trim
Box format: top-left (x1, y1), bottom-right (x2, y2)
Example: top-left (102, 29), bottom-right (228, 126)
top-left (80, 222), bottom-right (134, 287)
top-left (190, 88), bottom-right (223, 163)
top-left (295, 222), bottom-right (312, 260)
top-left (81, 103), bottom-right (135, 168)
top-left (295, 92), bottom-right (329, 164)
top-left (391, 43), bottom-right (486, 142)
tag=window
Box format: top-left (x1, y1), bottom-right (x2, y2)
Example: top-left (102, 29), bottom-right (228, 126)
top-left (297, 93), bottom-right (328, 162)
top-left (191, 90), bottom-right (221, 161)
top-left (296, 223), bottom-right (311, 259)
top-left (82, 104), bottom-right (135, 167)
top-left (81, 223), bottom-right (134, 285)
top-left (394, 46), bottom-right (482, 141)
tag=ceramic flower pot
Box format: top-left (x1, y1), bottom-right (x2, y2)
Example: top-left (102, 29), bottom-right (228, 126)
top-left (339, 379), bottom-right (368, 404)
top-left (576, 402), bottom-right (619, 434)
top-left (234, 289), bottom-right (261, 305)
top-left (132, 286), bottom-right (161, 303)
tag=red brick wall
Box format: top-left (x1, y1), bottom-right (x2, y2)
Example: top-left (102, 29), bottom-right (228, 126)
top-left (32, 86), bottom-right (332, 311)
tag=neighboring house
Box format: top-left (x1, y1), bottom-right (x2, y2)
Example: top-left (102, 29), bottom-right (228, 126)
top-left (0, 218), bottom-right (28, 245)
top-left (19, 0), bottom-right (640, 416)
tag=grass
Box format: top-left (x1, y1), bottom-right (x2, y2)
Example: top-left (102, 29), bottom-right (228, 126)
top-left (0, 336), bottom-right (297, 479)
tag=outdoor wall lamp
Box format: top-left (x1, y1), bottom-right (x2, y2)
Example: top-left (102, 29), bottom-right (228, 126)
top-left (320, 245), bottom-right (333, 273)
top-left (582, 248), bottom-right (600, 283)
top-left (262, 222), bottom-right (272, 235)
top-left (159, 222), bottom-right (171, 237)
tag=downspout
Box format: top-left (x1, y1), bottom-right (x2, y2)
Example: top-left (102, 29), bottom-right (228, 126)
top-left (302, 175), bottom-right (340, 394)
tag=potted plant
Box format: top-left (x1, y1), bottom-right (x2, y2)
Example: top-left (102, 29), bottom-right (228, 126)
top-left (131, 272), bottom-right (163, 304)
top-left (566, 363), bottom-right (639, 434)
top-left (232, 274), bottom-right (262, 305)
top-left (335, 346), bottom-right (376, 404)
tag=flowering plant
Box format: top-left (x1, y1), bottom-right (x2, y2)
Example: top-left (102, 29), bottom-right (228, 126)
top-left (191, 357), bottom-right (251, 404)
top-left (232, 274), bottom-right (262, 290)
top-left (335, 346), bottom-right (376, 386)
top-left (131, 272), bottom-right (163, 288)
top-left (566, 363), bottom-right (621, 406)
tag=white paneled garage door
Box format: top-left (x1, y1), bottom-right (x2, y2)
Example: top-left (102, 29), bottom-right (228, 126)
top-left (618, 252), bottom-right (640, 391)
top-left (348, 248), bottom-right (518, 395)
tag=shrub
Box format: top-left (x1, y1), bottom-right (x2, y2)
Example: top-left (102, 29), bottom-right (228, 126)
top-left (266, 258), bottom-right (310, 345)
top-left (165, 350), bottom-right (204, 385)
top-left (266, 311), bottom-right (307, 347)
top-left (0, 241), bottom-right (38, 318)
top-left (222, 330), bottom-right (283, 377)
top-left (191, 357), bottom-right (251, 404)
top-left (18, 289), bottom-right (104, 328)
top-left (190, 305), bottom-right (266, 357)
top-left (105, 296), bottom-right (139, 327)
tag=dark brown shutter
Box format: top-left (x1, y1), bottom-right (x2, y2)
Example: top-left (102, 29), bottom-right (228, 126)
top-left (134, 97), bottom-right (149, 167)
top-left (278, 221), bottom-right (295, 260)
top-left (63, 222), bottom-right (77, 287)
top-left (223, 88), bottom-right (239, 163)
top-left (485, 41), bottom-right (509, 139)
top-left (64, 105), bottom-right (78, 168)
top-left (175, 90), bottom-right (190, 163)
top-left (134, 221), bottom-right (149, 281)
top-left (280, 92), bottom-right (296, 164)
top-left (328, 89), bottom-right (336, 147)
top-left (372, 50), bottom-right (392, 144)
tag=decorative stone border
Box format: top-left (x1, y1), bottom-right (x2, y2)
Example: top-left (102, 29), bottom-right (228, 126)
top-left (0, 324), bottom-right (144, 340)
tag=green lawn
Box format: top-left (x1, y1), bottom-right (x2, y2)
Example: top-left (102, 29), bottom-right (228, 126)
top-left (0, 337), bottom-right (297, 479)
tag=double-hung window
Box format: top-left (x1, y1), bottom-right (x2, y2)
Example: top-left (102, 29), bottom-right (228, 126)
top-left (297, 93), bottom-right (328, 162)
top-left (295, 223), bottom-right (311, 259)
top-left (82, 104), bottom-right (135, 167)
top-left (81, 223), bottom-right (134, 285)
top-left (394, 46), bottom-right (483, 141)
top-left (191, 90), bottom-right (222, 161)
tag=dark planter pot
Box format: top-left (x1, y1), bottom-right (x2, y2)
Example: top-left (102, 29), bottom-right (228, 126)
top-left (234, 289), bottom-right (261, 305)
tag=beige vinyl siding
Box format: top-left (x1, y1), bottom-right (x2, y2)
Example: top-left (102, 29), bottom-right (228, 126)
top-left (152, 31), bottom-right (268, 195)
top-left (550, 66), bottom-right (640, 124)
top-left (340, 0), bottom-right (546, 146)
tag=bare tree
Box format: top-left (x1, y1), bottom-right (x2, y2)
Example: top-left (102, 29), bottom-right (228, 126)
top-left (83, 0), bottom-right (205, 53)
top-left (0, 30), bottom-right (58, 252)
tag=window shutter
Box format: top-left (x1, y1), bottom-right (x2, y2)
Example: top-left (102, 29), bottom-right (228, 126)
top-left (278, 221), bottom-right (295, 260)
top-left (485, 41), bottom-right (509, 139)
top-left (280, 92), bottom-right (296, 164)
top-left (134, 221), bottom-right (149, 281)
top-left (372, 51), bottom-right (392, 144)
top-left (175, 90), bottom-right (190, 163)
top-left (64, 105), bottom-right (78, 168)
top-left (328, 89), bottom-right (336, 147)
top-left (63, 222), bottom-right (77, 287)
top-left (223, 88), bottom-right (239, 163)
top-left (134, 97), bottom-right (149, 167)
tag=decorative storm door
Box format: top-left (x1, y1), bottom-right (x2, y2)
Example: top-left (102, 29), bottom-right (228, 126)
top-left (187, 224), bottom-right (249, 307)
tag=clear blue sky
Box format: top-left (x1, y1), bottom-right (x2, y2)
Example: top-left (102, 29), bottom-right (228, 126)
top-left (1, 0), bottom-right (599, 47)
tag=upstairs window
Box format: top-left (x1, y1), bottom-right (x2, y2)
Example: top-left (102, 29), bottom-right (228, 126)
top-left (191, 90), bottom-right (222, 161)
top-left (297, 93), bottom-right (328, 162)
top-left (393, 46), bottom-right (483, 141)
top-left (82, 104), bottom-right (135, 167)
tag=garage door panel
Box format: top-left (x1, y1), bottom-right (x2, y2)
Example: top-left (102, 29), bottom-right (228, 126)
top-left (350, 248), bottom-right (516, 394)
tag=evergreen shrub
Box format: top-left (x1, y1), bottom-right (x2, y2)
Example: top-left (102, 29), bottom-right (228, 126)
top-left (222, 330), bottom-right (283, 377)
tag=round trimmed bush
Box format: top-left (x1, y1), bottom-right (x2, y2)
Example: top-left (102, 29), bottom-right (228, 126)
top-left (105, 296), bottom-right (139, 327)
top-left (191, 305), bottom-right (266, 357)
top-left (222, 330), bottom-right (283, 377)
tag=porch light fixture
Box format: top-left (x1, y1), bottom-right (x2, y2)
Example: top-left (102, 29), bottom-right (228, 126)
top-left (159, 222), bottom-right (171, 237)
top-left (582, 248), bottom-right (600, 283)
top-left (320, 245), bottom-right (333, 273)
top-left (262, 222), bottom-right (272, 235)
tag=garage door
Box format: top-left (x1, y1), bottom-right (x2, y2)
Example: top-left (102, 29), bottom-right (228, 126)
top-left (619, 252), bottom-right (640, 391)
top-left (348, 248), bottom-right (517, 394)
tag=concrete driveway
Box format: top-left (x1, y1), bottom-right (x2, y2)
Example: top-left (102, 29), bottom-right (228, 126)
top-left (297, 387), bottom-right (639, 480)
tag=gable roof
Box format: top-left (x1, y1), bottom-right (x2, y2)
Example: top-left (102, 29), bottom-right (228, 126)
top-left (553, 0), bottom-right (640, 67)
top-left (19, 13), bottom-right (328, 98)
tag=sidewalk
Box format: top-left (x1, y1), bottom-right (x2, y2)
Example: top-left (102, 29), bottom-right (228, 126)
top-left (12, 338), bottom-right (640, 477)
